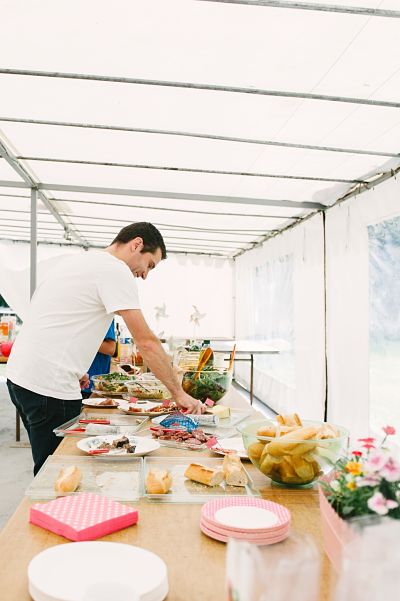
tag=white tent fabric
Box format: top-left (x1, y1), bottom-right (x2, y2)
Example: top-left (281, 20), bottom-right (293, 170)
top-left (0, 240), bottom-right (234, 338)
top-left (235, 213), bottom-right (326, 419)
top-left (1, 0), bottom-right (400, 255)
top-left (326, 175), bottom-right (400, 438)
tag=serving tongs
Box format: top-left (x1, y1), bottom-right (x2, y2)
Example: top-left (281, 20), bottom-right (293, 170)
top-left (193, 347), bottom-right (213, 381)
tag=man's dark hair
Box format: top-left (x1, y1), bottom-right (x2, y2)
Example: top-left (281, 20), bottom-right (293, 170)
top-left (111, 222), bottom-right (167, 259)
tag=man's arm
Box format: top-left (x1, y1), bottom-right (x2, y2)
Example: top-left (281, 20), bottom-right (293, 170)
top-left (98, 339), bottom-right (116, 356)
top-left (116, 309), bottom-right (204, 414)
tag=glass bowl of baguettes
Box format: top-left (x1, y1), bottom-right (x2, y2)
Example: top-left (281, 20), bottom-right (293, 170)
top-left (238, 413), bottom-right (349, 488)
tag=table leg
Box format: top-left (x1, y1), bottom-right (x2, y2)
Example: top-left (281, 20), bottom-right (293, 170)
top-left (250, 354), bottom-right (254, 405)
top-left (16, 409), bottom-right (21, 442)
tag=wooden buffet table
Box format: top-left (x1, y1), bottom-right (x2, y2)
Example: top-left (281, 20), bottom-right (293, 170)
top-left (0, 389), bottom-right (335, 600)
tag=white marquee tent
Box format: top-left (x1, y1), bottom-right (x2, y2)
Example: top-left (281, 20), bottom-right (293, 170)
top-left (1, 0), bottom-right (400, 437)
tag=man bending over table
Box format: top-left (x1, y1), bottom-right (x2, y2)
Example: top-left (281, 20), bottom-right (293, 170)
top-left (7, 222), bottom-right (204, 475)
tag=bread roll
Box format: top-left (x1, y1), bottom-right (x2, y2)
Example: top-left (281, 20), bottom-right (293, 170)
top-left (184, 463), bottom-right (224, 487)
top-left (316, 424), bottom-right (339, 439)
top-left (266, 426), bottom-right (318, 457)
top-left (54, 466), bottom-right (82, 493)
top-left (275, 425), bottom-right (300, 437)
top-left (276, 413), bottom-right (302, 427)
top-left (248, 441), bottom-right (265, 461)
top-left (146, 469), bottom-right (172, 494)
top-left (257, 425), bottom-right (276, 438)
top-left (222, 453), bottom-right (248, 487)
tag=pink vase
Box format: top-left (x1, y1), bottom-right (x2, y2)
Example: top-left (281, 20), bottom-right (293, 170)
top-left (319, 486), bottom-right (356, 572)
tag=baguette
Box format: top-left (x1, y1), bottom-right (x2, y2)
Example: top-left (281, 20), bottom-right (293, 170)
top-left (54, 466), bottom-right (82, 493)
top-left (265, 426), bottom-right (318, 457)
top-left (257, 424), bottom-right (276, 438)
top-left (145, 469), bottom-right (172, 494)
top-left (184, 463), bottom-right (224, 487)
top-left (276, 413), bottom-right (302, 427)
top-left (222, 453), bottom-right (248, 487)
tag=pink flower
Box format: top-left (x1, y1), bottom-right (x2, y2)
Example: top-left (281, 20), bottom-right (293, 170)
top-left (383, 425), bottom-right (396, 436)
top-left (356, 474), bottom-right (381, 488)
top-left (358, 437), bottom-right (375, 444)
top-left (364, 449), bottom-right (387, 473)
top-left (367, 492), bottom-right (398, 516)
top-left (380, 457), bottom-right (400, 482)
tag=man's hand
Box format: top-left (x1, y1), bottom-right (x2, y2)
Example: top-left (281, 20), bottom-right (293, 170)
top-left (79, 373), bottom-right (90, 390)
top-left (175, 391), bottom-right (206, 415)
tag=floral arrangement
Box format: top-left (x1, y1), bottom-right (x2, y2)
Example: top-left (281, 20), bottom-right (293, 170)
top-left (322, 426), bottom-right (400, 520)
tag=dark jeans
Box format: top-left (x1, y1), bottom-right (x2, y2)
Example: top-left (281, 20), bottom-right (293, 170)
top-left (7, 379), bottom-right (82, 476)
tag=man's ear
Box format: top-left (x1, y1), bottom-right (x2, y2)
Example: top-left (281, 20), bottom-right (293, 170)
top-left (131, 237), bottom-right (144, 252)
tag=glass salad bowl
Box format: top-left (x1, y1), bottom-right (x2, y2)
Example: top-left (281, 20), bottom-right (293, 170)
top-left (181, 368), bottom-right (232, 403)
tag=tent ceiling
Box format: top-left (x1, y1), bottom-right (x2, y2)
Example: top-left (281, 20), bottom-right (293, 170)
top-left (0, 0), bottom-right (399, 257)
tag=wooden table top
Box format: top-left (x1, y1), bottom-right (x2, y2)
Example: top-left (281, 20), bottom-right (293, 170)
top-left (0, 389), bottom-right (335, 600)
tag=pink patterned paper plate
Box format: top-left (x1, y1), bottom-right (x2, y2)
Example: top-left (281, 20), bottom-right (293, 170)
top-left (200, 517), bottom-right (290, 540)
top-left (200, 512), bottom-right (290, 536)
top-left (200, 520), bottom-right (289, 545)
top-left (201, 497), bottom-right (290, 533)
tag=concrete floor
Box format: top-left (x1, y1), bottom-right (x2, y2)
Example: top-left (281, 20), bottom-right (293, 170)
top-left (0, 366), bottom-right (274, 531)
top-left (0, 365), bottom-right (32, 530)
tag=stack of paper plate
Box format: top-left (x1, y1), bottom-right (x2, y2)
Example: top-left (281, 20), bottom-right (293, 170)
top-left (200, 497), bottom-right (291, 545)
top-left (28, 542), bottom-right (168, 601)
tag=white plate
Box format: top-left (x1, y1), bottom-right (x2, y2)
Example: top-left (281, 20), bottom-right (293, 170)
top-left (82, 397), bottom-right (120, 407)
top-left (210, 437), bottom-right (248, 459)
top-left (77, 435), bottom-right (160, 458)
top-left (214, 506), bottom-right (279, 529)
top-left (28, 542), bottom-right (168, 601)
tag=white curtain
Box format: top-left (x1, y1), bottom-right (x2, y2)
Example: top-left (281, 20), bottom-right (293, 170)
top-left (0, 240), bottom-right (83, 319)
top-left (137, 254), bottom-right (234, 340)
top-left (0, 241), bottom-right (234, 339)
top-left (326, 176), bottom-right (400, 438)
top-left (235, 213), bottom-right (326, 419)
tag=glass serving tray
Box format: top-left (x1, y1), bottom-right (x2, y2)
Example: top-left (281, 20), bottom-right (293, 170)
top-left (26, 455), bottom-right (143, 501)
top-left (53, 411), bottom-right (149, 437)
top-left (143, 456), bottom-right (260, 503)
top-left (211, 408), bottom-right (252, 429)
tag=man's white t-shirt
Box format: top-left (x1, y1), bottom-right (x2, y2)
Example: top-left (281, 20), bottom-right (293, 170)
top-left (7, 251), bottom-right (140, 400)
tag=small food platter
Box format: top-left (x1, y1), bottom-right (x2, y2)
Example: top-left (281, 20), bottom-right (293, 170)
top-left (53, 412), bottom-right (148, 438)
top-left (77, 434), bottom-right (160, 459)
top-left (149, 425), bottom-right (218, 451)
top-left (144, 457), bottom-right (259, 503)
top-left (25, 455), bottom-right (143, 501)
top-left (209, 437), bottom-right (249, 459)
top-left (82, 396), bottom-right (121, 407)
top-left (118, 399), bottom-right (179, 417)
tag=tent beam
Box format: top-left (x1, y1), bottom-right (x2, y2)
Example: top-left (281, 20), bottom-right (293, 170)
top-left (0, 180), bottom-right (323, 209)
top-left (1, 117), bottom-right (396, 159)
top-left (196, 1), bottom-right (400, 19)
top-left (55, 198), bottom-right (303, 219)
top-left (0, 237), bottom-right (230, 257)
top-left (17, 156), bottom-right (366, 184)
top-left (0, 211), bottom-right (294, 232)
top-left (30, 188), bottom-right (37, 298)
top-left (1, 69), bottom-right (399, 108)
top-left (41, 183), bottom-right (326, 210)
top-left (0, 142), bottom-right (88, 247)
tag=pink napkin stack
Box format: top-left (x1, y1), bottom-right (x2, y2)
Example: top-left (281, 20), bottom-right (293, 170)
top-left (30, 492), bottom-right (138, 541)
top-left (200, 497), bottom-right (291, 545)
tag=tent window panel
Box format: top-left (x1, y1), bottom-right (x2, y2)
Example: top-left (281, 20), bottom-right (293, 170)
top-left (369, 216), bottom-right (400, 434)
